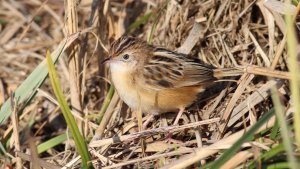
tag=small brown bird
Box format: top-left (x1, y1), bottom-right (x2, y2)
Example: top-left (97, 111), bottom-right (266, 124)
top-left (103, 35), bottom-right (243, 124)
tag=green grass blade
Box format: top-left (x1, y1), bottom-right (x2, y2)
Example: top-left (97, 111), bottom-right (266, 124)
top-left (46, 51), bottom-right (93, 169)
top-left (271, 87), bottom-right (298, 169)
top-left (266, 162), bottom-right (290, 169)
top-left (270, 119), bottom-right (280, 140)
top-left (247, 144), bottom-right (285, 169)
top-left (292, 0), bottom-right (299, 5)
top-left (127, 12), bottom-right (152, 32)
top-left (285, 0), bottom-right (300, 149)
top-left (37, 133), bottom-right (68, 154)
top-left (97, 85), bottom-right (114, 123)
top-left (147, 0), bottom-right (170, 43)
top-left (0, 141), bottom-right (7, 156)
top-left (201, 109), bottom-right (275, 169)
top-left (261, 144), bottom-right (285, 161)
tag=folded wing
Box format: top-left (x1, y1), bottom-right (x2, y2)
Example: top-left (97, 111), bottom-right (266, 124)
top-left (141, 48), bottom-right (216, 90)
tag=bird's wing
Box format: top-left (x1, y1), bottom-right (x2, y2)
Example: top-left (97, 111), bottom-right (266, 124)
top-left (140, 48), bottom-right (216, 90)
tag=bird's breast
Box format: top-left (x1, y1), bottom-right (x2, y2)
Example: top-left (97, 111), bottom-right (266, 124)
top-left (111, 70), bottom-right (141, 110)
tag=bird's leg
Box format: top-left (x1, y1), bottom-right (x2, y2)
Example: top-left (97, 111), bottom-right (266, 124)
top-left (173, 107), bottom-right (185, 125)
top-left (163, 108), bottom-right (185, 144)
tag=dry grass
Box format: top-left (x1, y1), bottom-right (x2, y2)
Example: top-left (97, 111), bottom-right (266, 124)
top-left (0, 0), bottom-right (299, 168)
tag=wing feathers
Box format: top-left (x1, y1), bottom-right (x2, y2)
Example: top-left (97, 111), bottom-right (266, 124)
top-left (141, 48), bottom-right (216, 90)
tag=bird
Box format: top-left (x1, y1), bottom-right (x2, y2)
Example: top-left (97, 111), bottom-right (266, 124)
top-left (102, 35), bottom-right (244, 125)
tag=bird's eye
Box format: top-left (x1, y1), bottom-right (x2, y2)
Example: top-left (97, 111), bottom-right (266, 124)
top-left (122, 54), bottom-right (130, 60)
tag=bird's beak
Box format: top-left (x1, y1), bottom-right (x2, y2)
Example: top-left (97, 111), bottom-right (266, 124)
top-left (101, 56), bottom-right (112, 64)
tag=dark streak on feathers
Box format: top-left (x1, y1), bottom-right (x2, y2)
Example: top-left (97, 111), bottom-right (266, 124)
top-left (158, 80), bottom-right (173, 87)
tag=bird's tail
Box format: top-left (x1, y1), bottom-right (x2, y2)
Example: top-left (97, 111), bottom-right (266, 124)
top-left (213, 67), bottom-right (244, 79)
top-left (213, 66), bottom-right (290, 80)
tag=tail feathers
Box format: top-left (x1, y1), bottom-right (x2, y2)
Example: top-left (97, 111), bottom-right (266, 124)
top-left (213, 67), bottom-right (244, 79)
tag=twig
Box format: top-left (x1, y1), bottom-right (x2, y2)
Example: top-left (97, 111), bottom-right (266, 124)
top-left (228, 80), bottom-right (283, 127)
top-left (189, 114), bottom-right (205, 165)
top-left (271, 36), bottom-right (287, 69)
top-left (216, 74), bottom-right (254, 139)
top-left (10, 94), bottom-right (22, 169)
top-left (248, 30), bottom-right (271, 66)
top-left (17, 152), bottom-right (61, 169)
top-left (269, 0), bottom-right (300, 69)
top-left (220, 151), bottom-right (253, 169)
top-left (103, 148), bottom-right (193, 169)
top-left (243, 65), bottom-right (290, 79)
top-left (177, 22), bottom-right (203, 54)
top-left (61, 156), bottom-right (81, 169)
top-left (93, 92), bottom-right (119, 140)
top-left (89, 118), bottom-right (220, 147)
top-left (65, 0), bottom-right (83, 125)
